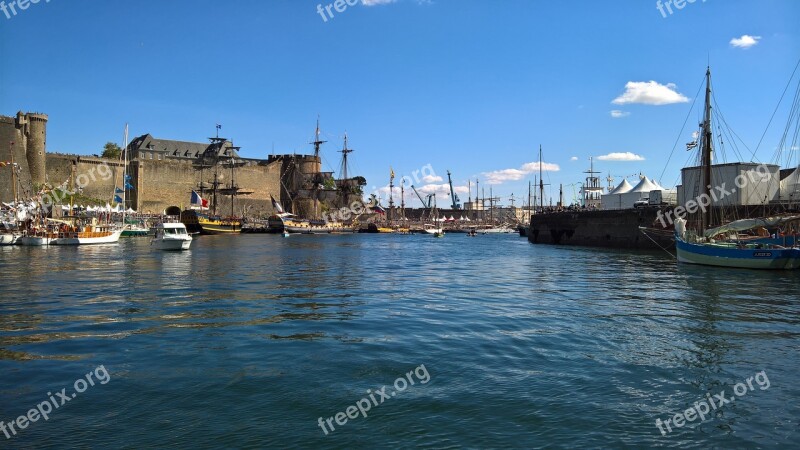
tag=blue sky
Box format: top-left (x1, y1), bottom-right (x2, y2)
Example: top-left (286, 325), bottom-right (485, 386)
top-left (1, 0), bottom-right (799, 207)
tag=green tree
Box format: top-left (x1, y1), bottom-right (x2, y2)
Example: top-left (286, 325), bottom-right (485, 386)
top-left (102, 142), bottom-right (122, 159)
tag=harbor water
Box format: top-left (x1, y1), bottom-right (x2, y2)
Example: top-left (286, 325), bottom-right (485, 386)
top-left (1, 235), bottom-right (798, 448)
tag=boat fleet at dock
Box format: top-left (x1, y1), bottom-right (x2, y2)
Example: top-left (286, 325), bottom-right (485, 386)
top-left (6, 66), bottom-right (800, 269)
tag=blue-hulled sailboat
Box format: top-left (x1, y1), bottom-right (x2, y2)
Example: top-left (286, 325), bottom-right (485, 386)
top-left (674, 68), bottom-right (800, 270)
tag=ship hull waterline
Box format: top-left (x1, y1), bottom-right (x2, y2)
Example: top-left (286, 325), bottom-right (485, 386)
top-left (676, 238), bottom-right (800, 270)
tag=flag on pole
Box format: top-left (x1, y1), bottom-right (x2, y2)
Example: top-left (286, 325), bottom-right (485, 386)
top-left (191, 190), bottom-right (209, 208)
top-left (114, 195), bottom-right (123, 203)
top-left (124, 174), bottom-right (135, 190)
top-left (115, 187), bottom-right (124, 194)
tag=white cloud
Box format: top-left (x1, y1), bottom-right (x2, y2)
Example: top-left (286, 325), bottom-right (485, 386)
top-left (570, 156), bottom-right (579, 161)
top-left (482, 161), bottom-right (560, 185)
top-left (730, 35), bottom-right (761, 49)
top-left (596, 152), bottom-right (645, 162)
top-left (610, 110), bottom-right (630, 118)
top-left (422, 174), bottom-right (443, 183)
top-left (612, 81), bottom-right (689, 105)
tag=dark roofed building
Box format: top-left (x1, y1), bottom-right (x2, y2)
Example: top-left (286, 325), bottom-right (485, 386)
top-left (127, 134), bottom-right (240, 162)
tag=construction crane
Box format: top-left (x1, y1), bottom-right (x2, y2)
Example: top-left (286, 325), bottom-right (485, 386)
top-left (446, 170), bottom-right (461, 210)
top-left (411, 185), bottom-right (434, 209)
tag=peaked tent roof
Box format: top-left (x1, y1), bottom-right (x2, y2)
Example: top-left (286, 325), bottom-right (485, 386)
top-left (608, 179), bottom-right (634, 195)
top-left (630, 176), bottom-right (664, 193)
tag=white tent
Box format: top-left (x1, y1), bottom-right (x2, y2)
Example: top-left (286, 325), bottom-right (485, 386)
top-left (601, 179), bottom-right (634, 210)
top-left (780, 166), bottom-right (800, 201)
top-left (629, 176), bottom-right (663, 193)
top-left (608, 179), bottom-right (633, 195)
top-left (618, 176), bottom-right (664, 208)
top-left (126, 208), bottom-right (136, 214)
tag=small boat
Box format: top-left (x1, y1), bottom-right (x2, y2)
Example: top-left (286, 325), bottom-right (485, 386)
top-left (282, 231), bottom-right (290, 238)
top-left (52, 223), bottom-right (123, 245)
top-left (482, 227), bottom-right (515, 234)
top-left (121, 222), bottom-right (150, 237)
top-left (0, 230), bottom-right (19, 245)
top-left (151, 222), bottom-right (192, 250)
top-left (433, 230), bottom-right (445, 238)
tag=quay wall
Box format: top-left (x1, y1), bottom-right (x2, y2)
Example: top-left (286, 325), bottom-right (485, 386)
top-left (527, 208), bottom-right (672, 250)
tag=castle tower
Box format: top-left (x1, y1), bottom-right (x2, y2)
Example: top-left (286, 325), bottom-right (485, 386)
top-left (24, 112), bottom-right (48, 185)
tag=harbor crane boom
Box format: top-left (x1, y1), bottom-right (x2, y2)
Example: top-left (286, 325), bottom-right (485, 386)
top-left (447, 170), bottom-right (461, 209)
top-left (411, 185), bottom-right (433, 209)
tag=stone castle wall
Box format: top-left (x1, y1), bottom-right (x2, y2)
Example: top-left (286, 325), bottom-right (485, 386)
top-left (38, 154), bottom-right (281, 215)
top-left (3, 111), bottom-right (321, 216)
top-left (45, 154), bottom-right (124, 203)
top-left (0, 113), bottom-right (43, 203)
top-left (131, 157), bottom-right (281, 215)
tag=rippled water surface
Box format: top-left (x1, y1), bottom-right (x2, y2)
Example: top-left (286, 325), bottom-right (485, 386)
top-left (1, 234), bottom-right (799, 448)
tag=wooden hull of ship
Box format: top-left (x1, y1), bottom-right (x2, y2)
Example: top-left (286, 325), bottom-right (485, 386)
top-left (676, 238), bottom-right (800, 270)
top-left (198, 221), bottom-right (240, 235)
top-left (267, 216), bottom-right (354, 235)
top-left (181, 210), bottom-right (240, 235)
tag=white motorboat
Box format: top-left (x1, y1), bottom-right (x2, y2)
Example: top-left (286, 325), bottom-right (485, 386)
top-left (151, 222), bottom-right (192, 250)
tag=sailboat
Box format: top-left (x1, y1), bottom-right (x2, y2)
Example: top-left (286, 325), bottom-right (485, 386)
top-left (0, 156), bottom-right (21, 245)
top-left (674, 68), bottom-right (800, 269)
top-left (267, 122), bottom-right (358, 234)
top-left (423, 194), bottom-right (444, 237)
top-left (181, 131), bottom-right (253, 234)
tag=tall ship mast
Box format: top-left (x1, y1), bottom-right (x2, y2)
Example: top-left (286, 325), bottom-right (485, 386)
top-left (181, 127), bottom-right (252, 234)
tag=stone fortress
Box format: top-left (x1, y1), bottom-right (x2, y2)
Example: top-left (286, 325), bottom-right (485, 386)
top-left (0, 112), bottom-right (48, 201)
top-left (0, 111), bottom-right (358, 217)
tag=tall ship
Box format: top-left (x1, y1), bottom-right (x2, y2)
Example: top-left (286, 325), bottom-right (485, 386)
top-left (267, 120), bottom-right (363, 234)
top-left (181, 131), bottom-right (253, 235)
